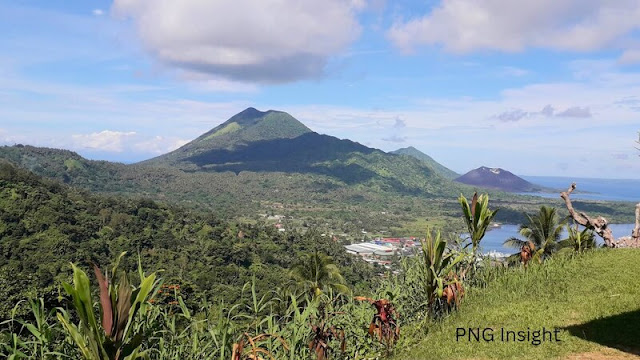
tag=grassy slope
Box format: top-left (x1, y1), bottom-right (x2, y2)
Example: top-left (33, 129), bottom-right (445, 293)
top-left (399, 249), bottom-right (640, 359)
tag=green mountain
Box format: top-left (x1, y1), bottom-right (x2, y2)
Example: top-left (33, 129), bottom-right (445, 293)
top-left (136, 107), bottom-right (457, 196)
top-left (0, 108), bottom-right (470, 234)
top-left (142, 107), bottom-right (313, 167)
top-left (9, 107), bottom-right (623, 232)
top-left (391, 146), bottom-right (459, 179)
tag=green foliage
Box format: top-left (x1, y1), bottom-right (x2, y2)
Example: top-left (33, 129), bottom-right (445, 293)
top-left (1, 141), bottom-right (635, 240)
top-left (558, 224), bottom-right (597, 253)
top-left (396, 249), bottom-right (640, 359)
top-left (289, 251), bottom-right (348, 297)
top-left (0, 162), bottom-right (376, 319)
top-left (56, 255), bottom-right (159, 359)
top-left (417, 229), bottom-right (466, 316)
top-left (204, 121), bottom-right (242, 139)
top-left (391, 146), bottom-right (459, 179)
top-left (504, 206), bottom-right (567, 263)
top-left (459, 192), bottom-right (499, 255)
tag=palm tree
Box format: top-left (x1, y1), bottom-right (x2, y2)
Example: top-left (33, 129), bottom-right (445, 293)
top-left (504, 206), bottom-right (568, 264)
top-left (289, 251), bottom-right (348, 297)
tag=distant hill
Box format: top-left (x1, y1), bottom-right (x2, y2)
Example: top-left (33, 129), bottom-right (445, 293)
top-left (2, 106), bottom-right (634, 230)
top-left (0, 108), bottom-right (471, 232)
top-left (141, 107), bottom-right (313, 167)
top-left (135, 107), bottom-right (456, 195)
top-left (455, 166), bottom-right (544, 192)
top-left (391, 146), bottom-right (458, 179)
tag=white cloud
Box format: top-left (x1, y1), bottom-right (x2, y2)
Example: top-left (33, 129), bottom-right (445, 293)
top-left (556, 106), bottom-right (592, 118)
top-left (495, 109), bottom-right (529, 122)
top-left (92, 9), bottom-right (104, 16)
top-left (393, 117), bottom-right (406, 128)
top-left (133, 136), bottom-right (189, 154)
top-left (283, 60), bottom-right (640, 178)
top-left (178, 70), bottom-right (259, 93)
top-left (381, 135), bottom-right (407, 143)
top-left (619, 49), bottom-right (640, 65)
top-left (387, 0), bottom-right (640, 54)
top-left (112, 0), bottom-right (363, 83)
top-left (71, 130), bottom-right (136, 152)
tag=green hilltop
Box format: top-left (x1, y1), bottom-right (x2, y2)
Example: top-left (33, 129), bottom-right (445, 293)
top-left (391, 146), bottom-right (459, 179)
top-left (141, 107), bottom-right (313, 167)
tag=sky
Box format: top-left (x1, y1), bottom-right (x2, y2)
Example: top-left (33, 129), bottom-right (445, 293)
top-left (1, 0), bottom-right (640, 178)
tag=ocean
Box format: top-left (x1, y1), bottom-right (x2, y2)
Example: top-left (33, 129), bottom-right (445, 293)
top-left (519, 176), bottom-right (640, 202)
top-left (479, 223), bottom-right (637, 255)
top-left (480, 176), bottom-right (639, 255)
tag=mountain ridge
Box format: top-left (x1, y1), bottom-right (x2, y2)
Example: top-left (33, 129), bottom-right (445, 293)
top-left (0, 108), bottom-right (471, 229)
top-left (391, 146), bottom-right (458, 179)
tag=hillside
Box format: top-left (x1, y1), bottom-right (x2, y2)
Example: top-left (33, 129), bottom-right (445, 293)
top-left (0, 108), bottom-right (474, 232)
top-left (0, 109), bottom-right (635, 233)
top-left (455, 166), bottom-right (544, 192)
top-left (141, 107), bottom-right (313, 167)
top-left (398, 249), bottom-right (640, 359)
top-left (391, 146), bottom-right (459, 179)
top-left (140, 108), bottom-right (450, 194)
top-left (0, 161), bottom-right (375, 317)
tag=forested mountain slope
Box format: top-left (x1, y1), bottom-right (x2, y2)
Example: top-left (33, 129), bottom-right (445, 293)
top-left (0, 161), bottom-right (375, 317)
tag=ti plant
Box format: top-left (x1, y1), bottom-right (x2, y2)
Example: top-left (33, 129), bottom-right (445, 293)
top-left (519, 241), bottom-right (535, 265)
top-left (231, 333), bottom-right (289, 360)
top-left (459, 192), bottom-right (499, 256)
top-left (56, 252), bottom-right (159, 360)
top-left (354, 297), bottom-right (399, 352)
top-left (419, 229), bottom-right (465, 316)
top-left (308, 318), bottom-right (345, 360)
top-left (441, 274), bottom-right (464, 310)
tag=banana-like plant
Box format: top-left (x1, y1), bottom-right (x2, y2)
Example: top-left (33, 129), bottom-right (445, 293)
top-left (56, 252), bottom-right (159, 360)
top-left (558, 224), bottom-right (597, 253)
top-left (459, 192), bottom-right (499, 255)
top-left (418, 229), bottom-right (466, 315)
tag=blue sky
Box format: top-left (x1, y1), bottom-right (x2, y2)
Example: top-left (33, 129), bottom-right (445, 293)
top-left (1, 0), bottom-right (640, 178)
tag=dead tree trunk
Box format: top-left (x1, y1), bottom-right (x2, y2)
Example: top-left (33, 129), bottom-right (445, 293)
top-left (634, 203), bottom-right (640, 241)
top-left (560, 183), bottom-right (640, 248)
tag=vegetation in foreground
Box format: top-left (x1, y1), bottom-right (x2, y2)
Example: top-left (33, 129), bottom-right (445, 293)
top-left (0, 161), bottom-right (376, 319)
top-left (397, 249), bottom-right (640, 359)
top-left (1, 161), bottom-right (639, 359)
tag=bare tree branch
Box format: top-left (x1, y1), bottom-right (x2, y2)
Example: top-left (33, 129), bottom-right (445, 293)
top-left (560, 183), bottom-right (640, 248)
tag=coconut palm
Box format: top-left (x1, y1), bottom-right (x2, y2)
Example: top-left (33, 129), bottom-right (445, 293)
top-left (504, 206), bottom-right (568, 264)
top-left (289, 251), bottom-right (348, 297)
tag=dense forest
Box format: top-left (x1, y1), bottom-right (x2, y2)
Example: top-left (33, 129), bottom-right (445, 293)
top-left (0, 161), bottom-right (377, 318)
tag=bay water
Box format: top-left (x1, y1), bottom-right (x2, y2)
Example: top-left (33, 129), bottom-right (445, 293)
top-left (481, 176), bottom-right (638, 255)
top-left (479, 223), bottom-right (636, 255)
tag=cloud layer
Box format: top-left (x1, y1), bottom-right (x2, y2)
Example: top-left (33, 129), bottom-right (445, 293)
top-left (112, 0), bottom-right (363, 83)
top-left (493, 104), bottom-right (592, 122)
top-left (388, 0), bottom-right (640, 58)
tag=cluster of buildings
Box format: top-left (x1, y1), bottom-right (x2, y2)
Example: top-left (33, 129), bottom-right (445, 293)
top-left (345, 237), bottom-right (419, 267)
